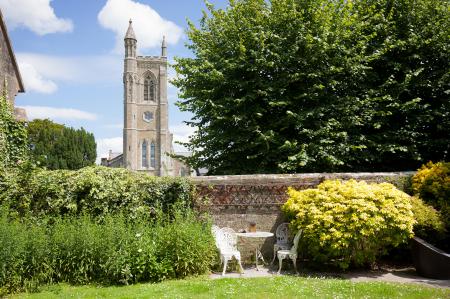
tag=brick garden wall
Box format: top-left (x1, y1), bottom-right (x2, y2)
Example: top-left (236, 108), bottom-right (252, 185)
top-left (192, 172), bottom-right (414, 263)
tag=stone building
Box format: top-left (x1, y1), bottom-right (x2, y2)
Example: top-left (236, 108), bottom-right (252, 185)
top-left (0, 9), bottom-right (26, 120)
top-left (101, 20), bottom-right (191, 176)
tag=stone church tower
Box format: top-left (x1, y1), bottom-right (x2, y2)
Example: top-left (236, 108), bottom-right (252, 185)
top-left (123, 20), bottom-right (173, 176)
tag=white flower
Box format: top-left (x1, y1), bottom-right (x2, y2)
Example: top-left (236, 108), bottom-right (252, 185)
top-left (135, 233), bottom-right (142, 238)
top-left (138, 248), bottom-right (142, 253)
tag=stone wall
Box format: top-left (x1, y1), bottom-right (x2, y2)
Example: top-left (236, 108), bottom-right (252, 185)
top-left (0, 11), bottom-right (24, 112)
top-left (192, 172), bottom-right (414, 262)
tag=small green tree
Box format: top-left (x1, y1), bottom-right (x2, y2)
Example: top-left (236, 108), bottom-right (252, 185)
top-left (27, 119), bottom-right (96, 170)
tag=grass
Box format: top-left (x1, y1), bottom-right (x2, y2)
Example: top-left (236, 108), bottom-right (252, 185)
top-left (9, 276), bottom-right (450, 299)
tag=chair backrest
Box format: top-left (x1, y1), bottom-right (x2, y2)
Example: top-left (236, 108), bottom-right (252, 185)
top-left (211, 225), bottom-right (221, 236)
top-left (220, 227), bottom-right (237, 251)
top-left (220, 230), bottom-right (238, 252)
top-left (211, 226), bottom-right (238, 252)
top-left (221, 227), bottom-right (235, 234)
top-left (275, 222), bottom-right (290, 245)
top-left (290, 229), bottom-right (302, 254)
top-left (211, 225), bottom-right (221, 247)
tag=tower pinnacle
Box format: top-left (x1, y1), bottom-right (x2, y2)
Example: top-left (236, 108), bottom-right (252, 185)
top-left (125, 19), bottom-right (136, 40)
top-left (161, 35), bottom-right (167, 57)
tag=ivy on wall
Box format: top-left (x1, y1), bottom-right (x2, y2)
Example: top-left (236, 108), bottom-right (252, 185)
top-left (0, 93), bottom-right (28, 168)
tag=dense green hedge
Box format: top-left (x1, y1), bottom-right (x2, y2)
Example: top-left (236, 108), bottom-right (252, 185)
top-left (0, 208), bottom-right (216, 295)
top-left (0, 165), bottom-right (194, 219)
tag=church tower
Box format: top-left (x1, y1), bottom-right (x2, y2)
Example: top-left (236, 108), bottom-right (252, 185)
top-left (123, 20), bottom-right (173, 176)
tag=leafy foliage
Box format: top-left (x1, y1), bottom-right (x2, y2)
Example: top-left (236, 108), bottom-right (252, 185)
top-left (0, 95), bottom-right (28, 168)
top-left (0, 208), bottom-right (216, 295)
top-left (0, 166), bottom-right (195, 220)
top-left (410, 196), bottom-right (446, 243)
top-left (412, 161), bottom-right (450, 251)
top-left (412, 161), bottom-right (450, 209)
top-left (282, 180), bottom-right (415, 269)
top-left (173, 0), bottom-right (450, 174)
top-left (27, 119), bottom-right (96, 170)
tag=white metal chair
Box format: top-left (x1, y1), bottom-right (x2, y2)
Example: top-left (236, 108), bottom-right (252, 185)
top-left (271, 222), bottom-right (291, 265)
top-left (277, 229), bottom-right (302, 274)
top-left (211, 226), bottom-right (244, 275)
top-left (211, 225), bottom-right (221, 246)
top-left (221, 227), bottom-right (236, 234)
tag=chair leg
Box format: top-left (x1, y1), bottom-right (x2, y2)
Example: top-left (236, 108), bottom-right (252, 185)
top-left (271, 246), bottom-right (277, 265)
top-left (237, 257), bottom-right (244, 274)
top-left (292, 255), bottom-right (298, 274)
top-left (222, 257), bottom-right (229, 276)
top-left (277, 256), bottom-right (284, 274)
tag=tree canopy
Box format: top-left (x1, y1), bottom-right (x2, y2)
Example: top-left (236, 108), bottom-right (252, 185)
top-left (27, 119), bottom-right (96, 170)
top-left (173, 0), bottom-right (450, 174)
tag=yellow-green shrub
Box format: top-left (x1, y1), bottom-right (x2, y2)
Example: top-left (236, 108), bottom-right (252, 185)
top-left (282, 180), bottom-right (415, 269)
top-left (411, 196), bottom-right (445, 239)
top-left (412, 161), bottom-right (450, 208)
top-left (412, 161), bottom-right (450, 251)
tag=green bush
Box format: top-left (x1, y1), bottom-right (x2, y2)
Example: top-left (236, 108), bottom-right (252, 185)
top-left (0, 166), bottom-right (194, 219)
top-left (0, 208), bottom-right (216, 295)
top-left (282, 180), bottom-right (415, 270)
top-left (411, 196), bottom-right (446, 240)
top-left (413, 162), bottom-right (450, 209)
top-left (412, 161), bottom-right (450, 251)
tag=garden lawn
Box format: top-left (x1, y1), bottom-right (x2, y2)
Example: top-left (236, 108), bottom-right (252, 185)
top-left (11, 276), bottom-right (450, 299)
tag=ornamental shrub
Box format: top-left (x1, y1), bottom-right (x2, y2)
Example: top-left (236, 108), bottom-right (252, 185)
top-left (413, 162), bottom-right (450, 209)
top-left (282, 180), bottom-right (415, 269)
top-left (410, 196), bottom-right (446, 243)
top-left (412, 161), bottom-right (450, 251)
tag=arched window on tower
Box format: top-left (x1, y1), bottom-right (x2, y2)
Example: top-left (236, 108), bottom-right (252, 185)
top-left (144, 77), bottom-right (155, 102)
top-left (150, 141), bottom-right (156, 168)
top-left (142, 140), bottom-right (148, 168)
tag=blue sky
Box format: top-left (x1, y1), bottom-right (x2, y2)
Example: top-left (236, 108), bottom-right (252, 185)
top-left (1, 0), bottom-right (228, 161)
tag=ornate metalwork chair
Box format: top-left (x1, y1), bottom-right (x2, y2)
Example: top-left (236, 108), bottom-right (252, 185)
top-left (271, 222), bottom-right (291, 265)
top-left (277, 229), bottom-right (302, 274)
top-left (221, 227), bottom-right (236, 234)
top-left (211, 226), bottom-right (244, 275)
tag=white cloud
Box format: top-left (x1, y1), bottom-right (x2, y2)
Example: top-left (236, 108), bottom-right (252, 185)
top-left (19, 106), bottom-right (97, 121)
top-left (16, 53), bottom-right (122, 84)
top-left (18, 62), bottom-right (58, 94)
top-left (98, 0), bottom-right (183, 52)
top-left (0, 0), bottom-right (73, 35)
top-left (170, 123), bottom-right (196, 153)
top-left (96, 137), bottom-right (123, 163)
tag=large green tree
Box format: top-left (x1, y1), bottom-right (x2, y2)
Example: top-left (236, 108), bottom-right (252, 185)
top-left (173, 0), bottom-right (450, 174)
top-left (27, 119), bottom-right (96, 170)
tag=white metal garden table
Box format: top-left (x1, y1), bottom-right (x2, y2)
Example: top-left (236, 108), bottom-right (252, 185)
top-left (236, 231), bottom-right (274, 271)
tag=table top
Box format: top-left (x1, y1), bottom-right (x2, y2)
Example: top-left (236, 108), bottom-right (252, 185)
top-left (236, 231), bottom-right (274, 238)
